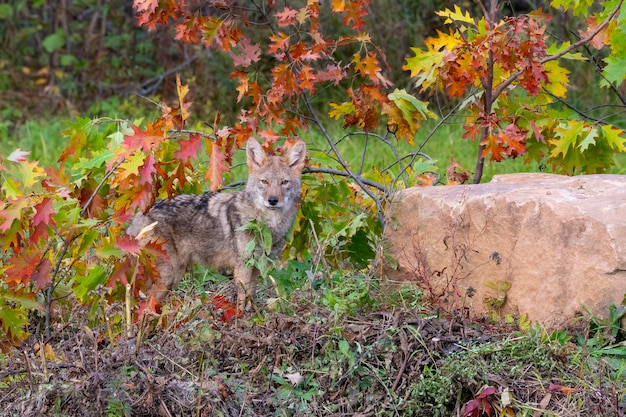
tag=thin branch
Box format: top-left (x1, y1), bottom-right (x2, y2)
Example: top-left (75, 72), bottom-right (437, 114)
top-left (80, 159), bottom-right (124, 217)
top-left (303, 167), bottom-right (389, 194)
top-left (302, 93), bottom-right (386, 226)
top-left (543, 90), bottom-right (600, 123)
top-left (390, 97), bottom-right (466, 191)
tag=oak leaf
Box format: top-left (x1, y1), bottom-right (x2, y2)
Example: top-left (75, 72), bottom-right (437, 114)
top-left (229, 39), bottom-right (262, 68)
top-left (31, 257), bottom-right (52, 290)
top-left (206, 141), bottom-right (230, 192)
top-left (175, 133), bottom-right (202, 164)
top-left (32, 198), bottom-right (55, 227)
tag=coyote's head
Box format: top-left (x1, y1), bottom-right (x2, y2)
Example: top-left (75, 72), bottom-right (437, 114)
top-left (245, 138), bottom-right (307, 211)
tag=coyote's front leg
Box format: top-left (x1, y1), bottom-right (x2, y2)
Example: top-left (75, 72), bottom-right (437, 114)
top-left (234, 263), bottom-right (260, 311)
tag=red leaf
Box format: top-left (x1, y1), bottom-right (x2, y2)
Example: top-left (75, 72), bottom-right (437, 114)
top-left (137, 295), bottom-right (160, 319)
top-left (259, 129), bottom-right (281, 144)
top-left (32, 198), bottom-right (55, 227)
top-left (107, 258), bottom-right (132, 288)
top-left (207, 294), bottom-right (241, 322)
top-left (30, 222), bottom-right (49, 243)
top-left (477, 386), bottom-right (497, 399)
top-left (115, 236), bottom-right (142, 257)
top-left (138, 152), bottom-right (156, 185)
top-left (32, 257), bottom-right (52, 290)
top-left (5, 250), bottom-right (41, 285)
top-left (462, 399), bottom-right (480, 417)
top-left (174, 133), bottom-right (202, 164)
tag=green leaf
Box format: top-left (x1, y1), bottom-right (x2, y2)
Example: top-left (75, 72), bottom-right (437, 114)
top-left (72, 148), bottom-right (114, 171)
top-left (388, 88), bottom-right (438, 120)
top-left (1, 177), bottom-right (22, 199)
top-left (549, 0), bottom-right (594, 16)
top-left (600, 125), bottom-right (626, 151)
top-left (550, 120), bottom-right (587, 158)
top-left (403, 48), bottom-right (445, 91)
top-left (578, 127), bottom-right (598, 151)
top-left (74, 265), bottom-right (107, 301)
top-left (0, 300), bottom-right (30, 342)
top-left (262, 225), bottom-right (272, 256)
top-left (42, 30), bottom-right (65, 53)
top-left (338, 339), bottom-right (350, 357)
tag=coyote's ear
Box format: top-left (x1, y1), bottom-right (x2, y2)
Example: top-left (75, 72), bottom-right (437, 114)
top-left (285, 140), bottom-right (306, 171)
top-left (246, 138), bottom-right (267, 171)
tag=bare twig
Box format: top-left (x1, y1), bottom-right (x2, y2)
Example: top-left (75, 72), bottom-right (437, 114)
top-left (302, 93), bottom-right (386, 226)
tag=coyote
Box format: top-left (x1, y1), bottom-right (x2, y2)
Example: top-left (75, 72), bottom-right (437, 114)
top-left (127, 138), bottom-right (307, 309)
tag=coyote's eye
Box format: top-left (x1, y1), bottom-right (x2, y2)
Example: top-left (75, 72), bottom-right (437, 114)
top-left (281, 179), bottom-right (289, 186)
top-left (260, 179), bottom-right (269, 185)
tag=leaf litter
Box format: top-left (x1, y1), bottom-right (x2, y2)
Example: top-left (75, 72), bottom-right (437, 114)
top-left (0, 294), bottom-right (624, 417)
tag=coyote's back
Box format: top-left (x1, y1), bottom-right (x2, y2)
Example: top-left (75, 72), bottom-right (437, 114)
top-left (127, 138), bottom-right (307, 309)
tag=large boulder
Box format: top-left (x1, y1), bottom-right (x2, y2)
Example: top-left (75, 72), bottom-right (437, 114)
top-left (383, 173), bottom-right (626, 326)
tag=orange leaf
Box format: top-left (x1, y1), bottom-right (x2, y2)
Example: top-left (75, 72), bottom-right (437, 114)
top-left (207, 294), bottom-right (241, 322)
top-left (206, 142), bottom-right (229, 192)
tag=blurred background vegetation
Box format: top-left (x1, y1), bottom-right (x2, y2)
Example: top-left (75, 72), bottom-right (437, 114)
top-left (1, 0), bottom-right (624, 177)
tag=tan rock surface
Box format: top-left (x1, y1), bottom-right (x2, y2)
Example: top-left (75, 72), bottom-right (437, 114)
top-left (383, 173), bottom-right (626, 326)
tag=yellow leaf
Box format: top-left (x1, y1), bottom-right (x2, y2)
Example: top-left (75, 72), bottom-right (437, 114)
top-left (543, 60), bottom-right (570, 98)
top-left (19, 160), bottom-right (46, 188)
top-left (118, 152), bottom-right (145, 181)
top-left (328, 101), bottom-right (354, 120)
top-left (426, 29), bottom-right (464, 51)
top-left (436, 5), bottom-right (476, 26)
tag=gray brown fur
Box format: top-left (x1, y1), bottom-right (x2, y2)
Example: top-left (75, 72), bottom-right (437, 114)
top-left (127, 138), bottom-right (307, 309)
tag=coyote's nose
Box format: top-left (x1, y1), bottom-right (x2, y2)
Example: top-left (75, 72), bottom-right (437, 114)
top-left (268, 196), bottom-right (279, 206)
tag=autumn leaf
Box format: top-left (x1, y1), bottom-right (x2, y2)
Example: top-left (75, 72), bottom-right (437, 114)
top-left (4, 249), bottom-right (42, 285)
top-left (32, 197), bottom-right (55, 227)
top-left (117, 152), bottom-right (145, 182)
top-left (437, 5), bottom-right (476, 26)
top-left (297, 64), bottom-right (317, 92)
top-left (206, 141), bottom-right (229, 192)
top-left (31, 257), bottom-right (52, 290)
top-left (207, 294), bottom-right (241, 322)
top-left (175, 133), bottom-right (202, 164)
top-left (229, 39), bottom-right (262, 68)
top-left (134, 0), bottom-right (158, 15)
top-left (578, 16), bottom-right (608, 49)
top-left (7, 149), bottom-right (30, 163)
top-left (176, 74), bottom-right (191, 124)
top-left (275, 7), bottom-right (298, 26)
top-left (18, 160), bottom-right (46, 188)
top-left (481, 133), bottom-right (506, 162)
top-left (0, 196), bottom-right (29, 232)
top-left (115, 236), bottom-right (142, 257)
